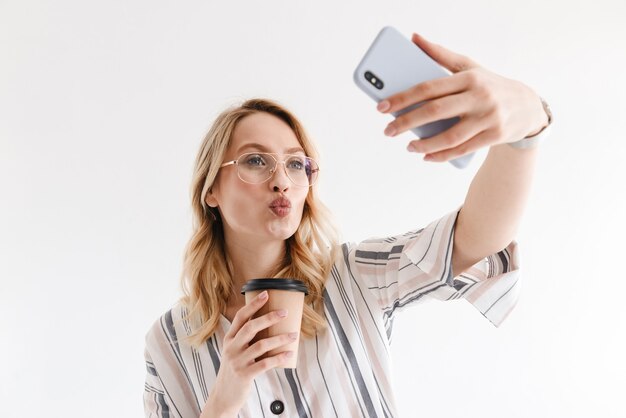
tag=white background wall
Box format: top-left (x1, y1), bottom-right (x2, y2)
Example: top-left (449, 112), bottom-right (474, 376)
top-left (2, 1), bottom-right (625, 417)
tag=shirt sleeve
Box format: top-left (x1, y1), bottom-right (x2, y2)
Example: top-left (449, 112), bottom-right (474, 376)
top-left (143, 310), bottom-right (205, 418)
top-left (349, 205), bottom-right (521, 327)
top-left (143, 347), bottom-right (172, 418)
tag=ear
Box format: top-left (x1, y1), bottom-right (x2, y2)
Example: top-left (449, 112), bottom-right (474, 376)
top-left (205, 190), bottom-right (219, 208)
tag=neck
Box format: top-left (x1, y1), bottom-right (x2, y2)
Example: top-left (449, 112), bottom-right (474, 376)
top-left (223, 234), bottom-right (288, 307)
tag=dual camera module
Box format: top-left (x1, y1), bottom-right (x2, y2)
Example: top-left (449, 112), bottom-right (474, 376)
top-left (364, 71), bottom-right (384, 90)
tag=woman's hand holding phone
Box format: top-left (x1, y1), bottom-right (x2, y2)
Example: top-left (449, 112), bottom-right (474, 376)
top-left (200, 291), bottom-right (296, 418)
top-left (378, 33), bottom-right (549, 163)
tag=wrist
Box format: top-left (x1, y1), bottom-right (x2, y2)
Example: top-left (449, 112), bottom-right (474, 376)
top-left (507, 96), bottom-right (552, 150)
top-left (525, 105), bottom-right (550, 137)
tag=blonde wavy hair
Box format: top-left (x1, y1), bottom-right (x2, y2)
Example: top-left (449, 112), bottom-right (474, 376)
top-left (179, 98), bottom-right (341, 348)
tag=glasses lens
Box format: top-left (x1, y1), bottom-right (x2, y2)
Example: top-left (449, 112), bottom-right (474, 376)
top-left (284, 155), bottom-right (318, 186)
top-left (237, 153), bottom-right (275, 184)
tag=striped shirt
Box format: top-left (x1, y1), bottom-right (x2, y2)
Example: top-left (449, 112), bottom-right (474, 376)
top-left (144, 205), bottom-right (521, 417)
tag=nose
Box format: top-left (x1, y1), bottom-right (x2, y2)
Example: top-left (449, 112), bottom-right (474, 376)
top-left (269, 162), bottom-right (290, 192)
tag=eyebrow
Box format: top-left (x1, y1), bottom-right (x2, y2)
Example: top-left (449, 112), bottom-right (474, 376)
top-left (236, 142), bottom-right (305, 155)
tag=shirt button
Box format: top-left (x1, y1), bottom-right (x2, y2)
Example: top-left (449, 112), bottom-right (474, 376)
top-left (270, 400), bottom-right (284, 415)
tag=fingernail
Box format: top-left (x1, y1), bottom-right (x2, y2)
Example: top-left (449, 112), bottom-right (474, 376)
top-left (377, 100), bottom-right (390, 112)
top-left (258, 291), bottom-right (268, 300)
top-left (407, 144), bottom-right (415, 152)
top-left (384, 125), bottom-right (396, 136)
top-left (277, 309), bottom-right (288, 317)
top-left (424, 154), bottom-right (434, 161)
top-left (284, 351), bottom-right (294, 358)
top-left (288, 332), bottom-right (298, 340)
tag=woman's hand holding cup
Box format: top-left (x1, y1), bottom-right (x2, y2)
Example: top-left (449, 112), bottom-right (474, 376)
top-left (201, 291), bottom-right (296, 417)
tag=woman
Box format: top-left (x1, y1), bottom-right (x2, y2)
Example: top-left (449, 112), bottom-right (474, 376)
top-left (143, 33), bottom-right (551, 417)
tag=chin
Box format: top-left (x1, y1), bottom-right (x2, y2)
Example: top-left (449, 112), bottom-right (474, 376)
top-left (266, 219), bottom-right (300, 241)
top-left (267, 226), bottom-right (298, 241)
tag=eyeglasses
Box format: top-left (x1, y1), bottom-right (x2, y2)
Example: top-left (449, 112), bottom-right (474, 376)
top-left (220, 152), bottom-right (319, 187)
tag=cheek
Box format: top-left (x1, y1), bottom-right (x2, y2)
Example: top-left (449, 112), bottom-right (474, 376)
top-left (217, 181), bottom-right (261, 222)
top-left (293, 191), bottom-right (309, 218)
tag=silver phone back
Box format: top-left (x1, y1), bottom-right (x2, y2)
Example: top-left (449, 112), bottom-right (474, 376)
top-left (354, 26), bottom-right (474, 169)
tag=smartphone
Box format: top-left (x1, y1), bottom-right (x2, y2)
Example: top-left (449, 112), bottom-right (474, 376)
top-left (353, 26), bottom-right (474, 169)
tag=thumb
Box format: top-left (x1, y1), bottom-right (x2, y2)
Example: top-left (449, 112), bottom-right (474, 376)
top-left (411, 33), bottom-right (479, 73)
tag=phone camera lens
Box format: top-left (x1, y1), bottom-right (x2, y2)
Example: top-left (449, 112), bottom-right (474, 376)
top-left (364, 71), bottom-right (384, 90)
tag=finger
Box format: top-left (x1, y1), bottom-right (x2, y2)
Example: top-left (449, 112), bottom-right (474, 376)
top-left (245, 332), bottom-right (298, 363)
top-left (226, 291), bottom-right (269, 339)
top-left (247, 351), bottom-right (294, 376)
top-left (422, 128), bottom-right (498, 163)
top-left (234, 309), bottom-right (288, 346)
top-left (411, 33), bottom-right (479, 73)
top-left (406, 116), bottom-right (488, 155)
top-left (379, 71), bottom-right (473, 116)
top-left (385, 91), bottom-right (472, 137)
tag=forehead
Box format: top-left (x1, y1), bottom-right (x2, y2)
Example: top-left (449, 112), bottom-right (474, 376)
top-left (229, 112), bottom-right (303, 156)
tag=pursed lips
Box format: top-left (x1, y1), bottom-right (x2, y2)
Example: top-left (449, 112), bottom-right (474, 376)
top-left (269, 197), bottom-right (292, 217)
top-left (269, 197), bottom-right (291, 209)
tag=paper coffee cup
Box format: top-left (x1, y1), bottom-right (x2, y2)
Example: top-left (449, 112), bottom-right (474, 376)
top-left (241, 278), bottom-right (308, 368)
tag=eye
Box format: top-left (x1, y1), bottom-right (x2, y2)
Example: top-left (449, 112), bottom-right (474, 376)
top-left (286, 156), bottom-right (306, 170)
top-left (243, 154), bottom-right (267, 167)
